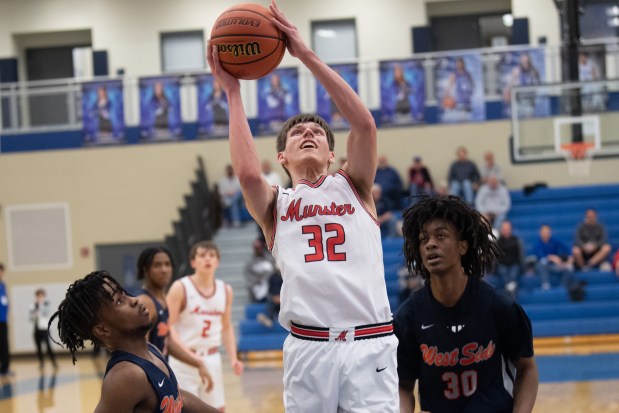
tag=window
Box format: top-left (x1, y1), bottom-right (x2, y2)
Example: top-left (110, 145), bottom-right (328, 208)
top-left (160, 30), bottom-right (205, 73)
top-left (311, 19), bottom-right (358, 63)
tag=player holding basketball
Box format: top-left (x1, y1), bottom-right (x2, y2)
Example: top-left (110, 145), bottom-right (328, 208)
top-left (166, 241), bottom-right (243, 411)
top-left (207, 1), bottom-right (398, 411)
top-left (394, 196), bottom-right (538, 413)
top-left (48, 271), bottom-right (220, 413)
top-left (135, 246), bottom-right (213, 392)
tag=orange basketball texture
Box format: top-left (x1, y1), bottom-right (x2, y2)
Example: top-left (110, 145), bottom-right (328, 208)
top-left (210, 4), bottom-right (286, 80)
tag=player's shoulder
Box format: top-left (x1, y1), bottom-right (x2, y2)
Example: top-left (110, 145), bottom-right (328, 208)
top-left (395, 285), bottom-right (429, 321)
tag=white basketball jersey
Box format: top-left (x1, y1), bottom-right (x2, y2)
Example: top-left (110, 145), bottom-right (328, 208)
top-left (174, 277), bottom-right (226, 350)
top-left (271, 170), bottom-right (392, 329)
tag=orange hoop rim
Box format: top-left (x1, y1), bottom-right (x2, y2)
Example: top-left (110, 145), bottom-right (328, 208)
top-left (560, 142), bottom-right (595, 160)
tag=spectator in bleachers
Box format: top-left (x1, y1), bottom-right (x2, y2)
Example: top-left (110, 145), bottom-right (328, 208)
top-left (375, 155), bottom-right (404, 210)
top-left (572, 208), bottom-right (613, 271)
top-left (372, 184), bottom-right (399, 239)
top-left (533, 224), bottom-right (577, 294)
top-left (256, 268), bottom-right (283, 329)
top-left (243, 237), bottom-right (275, 303)
top-left (496, 220), bottom-right (524, 297)
top-left (407, 155), bottom-right (434, 202)
top-left (217, 164), bottom-right (243, 228)
top-left (613, 250), bottom-right (619, 277)
top-left (447, 146), bottom-right (480, 205)
top-left (475, 175), bottom-right (511, 231)
top-left (480, 150), bottom-right (503, 184)
top-left (261, 159), bottom-right (283, 188)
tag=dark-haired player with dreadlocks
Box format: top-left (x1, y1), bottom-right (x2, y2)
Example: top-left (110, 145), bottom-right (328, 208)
top-left (394, 196), bottom-right (538, 413)
top-left (48, 271), bottom-right (220, 413)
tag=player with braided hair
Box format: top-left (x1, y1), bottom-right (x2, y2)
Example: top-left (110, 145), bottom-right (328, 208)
top-left (394, 196), bottom-right (538, 413)
top-left (48, 271), bottom-right (220, 413)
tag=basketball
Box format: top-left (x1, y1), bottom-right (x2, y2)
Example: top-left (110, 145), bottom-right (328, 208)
top-left (442, 95), bottom-right (456, 109)
top-left (210, 3), bottom-right (286, 80)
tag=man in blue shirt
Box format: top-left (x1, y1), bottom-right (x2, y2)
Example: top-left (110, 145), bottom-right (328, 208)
top-left (533, 225), bottom-right (578, 295)
top-left (0, 263), bottom-right (11, 376)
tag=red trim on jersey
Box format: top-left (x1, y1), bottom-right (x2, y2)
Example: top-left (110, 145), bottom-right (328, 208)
top-left (188, 276), bottom-right (217, 299)
top-left (291, 321), bottom-right (393, 341)
top-left (298, 174), bottom-right (327, 188)
top-left (268, 186), bottom-right (278, 252)
top-left (354, 324), bottom-right (394, 337)
top-left (336, 170), bottom-right (380, 227)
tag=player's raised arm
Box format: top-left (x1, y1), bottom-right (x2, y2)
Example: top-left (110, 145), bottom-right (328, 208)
top-left (206, 42), bottom-right (276, 234)
top-left (269, 0), bottom-right (377, 198)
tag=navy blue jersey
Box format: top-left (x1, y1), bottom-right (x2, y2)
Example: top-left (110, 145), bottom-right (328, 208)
top-left (105, 343), bottom-right (182, 413)
top-left (141, 289), bottom-right (169, 356)
top-left (394, 278), bottom-right (533, 413)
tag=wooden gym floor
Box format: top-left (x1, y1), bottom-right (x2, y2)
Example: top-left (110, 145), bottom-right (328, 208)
top-left (1, 335), bottom-right (619, 413)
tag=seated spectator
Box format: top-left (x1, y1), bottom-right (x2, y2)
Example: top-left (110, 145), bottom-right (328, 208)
top-left (613, 249), bottom-right (619, 277)
top-left (261, 159), bottom-right (283, 187)
top-left (372, 184), bottom-right (398, 238)
top-left (374, 155), bottom-right (404, 210)
top-left (407, 155), bottom-right (434, 202)
top-left (217, 164), bottom-right (244, 227)
top-left (572, 208), bottom-right (612, 271)
top-left (475, 175), bottom-right (511, 230)
top-left (533, 224), bottom-right (582, 299)
top-left (481, 150), bottom-right (503, 184)
top-left (496, 221), bottom-right (524, 297)
top-left (448, 146), bottom-right (480, 205)
top-left (243, 237), bottom-right (275, 303)
top-left (257, 268), bottom-right (283, 329)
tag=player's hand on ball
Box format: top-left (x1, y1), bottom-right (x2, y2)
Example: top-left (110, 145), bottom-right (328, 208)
top-left (206, 40), bottom-right (240, 94)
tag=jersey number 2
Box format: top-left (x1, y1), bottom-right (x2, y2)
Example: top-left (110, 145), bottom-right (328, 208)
top-left (201, 320), bottom-right (212, 338)
top-left (302, 223), bottom-right (346, 262)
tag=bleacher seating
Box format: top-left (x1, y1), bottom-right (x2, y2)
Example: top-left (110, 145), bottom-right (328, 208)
top-left (237, 183), bottom-right (619, 356)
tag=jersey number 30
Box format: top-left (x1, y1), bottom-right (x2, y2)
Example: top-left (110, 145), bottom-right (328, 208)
top-left (302, 223), bottom-right (346, 262)
top-left (443, 370), bottom-right (478, 399)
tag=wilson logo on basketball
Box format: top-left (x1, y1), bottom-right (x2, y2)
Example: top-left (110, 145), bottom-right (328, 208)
top-left (215, 18), bottom-right (261, 29)
top-left (216, 42), bottom-right (263, 58)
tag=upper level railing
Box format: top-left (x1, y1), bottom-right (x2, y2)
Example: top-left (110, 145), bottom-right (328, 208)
top-left (1, 41), bottom-right (617, 136)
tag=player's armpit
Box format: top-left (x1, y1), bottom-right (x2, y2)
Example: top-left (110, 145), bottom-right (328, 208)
top-left (95, 364), bottom-right (149, 413)
top-left (179, 389), bottom-right (221, 413)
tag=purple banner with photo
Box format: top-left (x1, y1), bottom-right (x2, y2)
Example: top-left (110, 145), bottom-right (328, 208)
top-left (196, 74), bottom-right (229, 139)
top-left (497, 48), bottom-right (549, 118)
top-left (139, 76), bottom-right (182, 141)
top-left (579, 46), bottom-right (607, 113)
top-left (380, 59), bottom-right (425, 126)
top-left (316, 64), bottom-right (358, 130)
top-left (257, 68), bottom-right (300, 135)
top-left (434, 54), bottom-right (485, 123)
top-left (82, 80), bottom-right (125, 146)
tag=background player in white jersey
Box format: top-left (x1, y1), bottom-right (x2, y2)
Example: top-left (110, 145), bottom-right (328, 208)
top-left (206, 1), bottom-right (398, 411)
top-left (166, 241), bottom-right (243, 411)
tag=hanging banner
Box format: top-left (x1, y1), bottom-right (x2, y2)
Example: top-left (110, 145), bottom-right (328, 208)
top-left (257, 68), bottom-right (299, 135)
top-left (82, 80), bottom-right (125, 145)
top-left (139, 76), bottom-right (182, 141)
top-left (196, 74), bottom-right (229, 139)
top-left (497, 48), bottom-right (549, 118)
top-left (435, 54), bottom-right (485, 123)
top-left (379, 59), bottom-right (425, 126)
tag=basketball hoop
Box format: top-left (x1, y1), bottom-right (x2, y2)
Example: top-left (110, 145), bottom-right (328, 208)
top-left (560, 142), bottom-right (595, 177)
